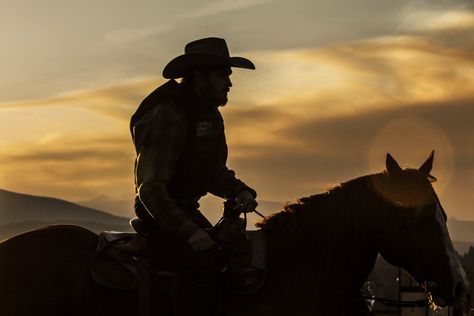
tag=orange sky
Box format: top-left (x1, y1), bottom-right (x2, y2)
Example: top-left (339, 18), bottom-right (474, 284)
top-left (0, 1), bottom-right (473, 221)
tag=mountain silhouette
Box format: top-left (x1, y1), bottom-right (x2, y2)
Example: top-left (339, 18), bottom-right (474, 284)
top-left (0, 188), bottom-right (131, 241)
top-left (447, 218), bottom-right (474, 243)
top-left (77, 194), bottom-right (134, 218)
top-left (1, 188), bottom-right (473, 254)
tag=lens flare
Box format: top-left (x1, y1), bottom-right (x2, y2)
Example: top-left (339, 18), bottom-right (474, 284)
top-left (368, 117), bottom-right (454, 195)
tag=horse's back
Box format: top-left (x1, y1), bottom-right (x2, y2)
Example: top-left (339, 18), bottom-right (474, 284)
top-left (0, 224), bottom-right (97, 261)
top-left (0, 225), bottom-right (98, 315)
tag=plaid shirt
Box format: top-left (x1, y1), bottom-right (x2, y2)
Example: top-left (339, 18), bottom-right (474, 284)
top-left (132, 81), bottom-right (255, 241)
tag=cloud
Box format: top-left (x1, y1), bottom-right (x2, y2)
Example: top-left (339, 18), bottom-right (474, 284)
top-left (103, 26), bottom-right (172, 46)
top-left (3, 0), bottom-right (472, 105)
top-left (179, 0), bottom-right (275, 19)
top-left (219, 25), bottom-right (474, 208)
top-left (3, 0), bottom-right (472, 106)
top-left (398, 0), bottom-right (474, 31)
top-left (0, 76), bottom-right (164, 122)
top-left (401, 9), bottom-right (474, 32)
top-left (223, 99), bottom-right (474, 219)
top-left (0, 3), bottom-right (472, 221)
top-left (0, 135), bottom-right (136, 201)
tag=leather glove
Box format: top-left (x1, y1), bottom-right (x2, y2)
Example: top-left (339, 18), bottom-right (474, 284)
top-left (233, 190), bottom-right (258, 214)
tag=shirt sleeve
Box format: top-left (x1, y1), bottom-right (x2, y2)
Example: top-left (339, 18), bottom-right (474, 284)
top-left (208, 166), bottom-right (257, 200)
top-left (134, 106), bottom-right (200, 241)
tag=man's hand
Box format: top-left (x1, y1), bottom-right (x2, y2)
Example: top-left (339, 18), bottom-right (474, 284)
top-left (234, 190), bottom-right (258, 214)
top-left (187, 228), bottom-right (216, 252)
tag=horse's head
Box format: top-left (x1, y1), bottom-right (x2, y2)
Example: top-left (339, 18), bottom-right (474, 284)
top-left (372, 151), bottom-right (470, 313)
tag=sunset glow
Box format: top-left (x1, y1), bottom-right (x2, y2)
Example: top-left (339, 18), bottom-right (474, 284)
top-left (1, 1), bottom-right (473, 221)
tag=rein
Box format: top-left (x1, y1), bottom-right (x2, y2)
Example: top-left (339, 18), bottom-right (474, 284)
top-left (252, 209), bottom-right (266, 219)
top-left (359, 292), bottom-right (429, 308)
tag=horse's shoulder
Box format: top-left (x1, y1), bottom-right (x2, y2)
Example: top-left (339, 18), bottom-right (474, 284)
top-left (0, 224), bottom-right (97, 248)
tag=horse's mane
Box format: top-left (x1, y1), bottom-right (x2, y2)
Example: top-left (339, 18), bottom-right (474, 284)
top-left (256, 172), bottom-right (385, 232)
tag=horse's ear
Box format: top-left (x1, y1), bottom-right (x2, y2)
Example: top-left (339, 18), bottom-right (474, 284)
top-left (386, 153), bottom-right (403, 176)
top-left (419, 150), bottom-right (434, 176)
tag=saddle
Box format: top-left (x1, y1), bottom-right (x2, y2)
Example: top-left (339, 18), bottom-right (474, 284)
top-left (91, 231), bottom-right (177, 290)
top-left (91, 218), bottom-right (266, 315)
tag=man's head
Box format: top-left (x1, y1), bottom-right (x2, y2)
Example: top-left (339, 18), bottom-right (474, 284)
top-left (163, 38), bottom-right (254, 107)
top-left (163, 37), bottom-right (254, 84)
top-left (182, 67), bottom-right (233, 107)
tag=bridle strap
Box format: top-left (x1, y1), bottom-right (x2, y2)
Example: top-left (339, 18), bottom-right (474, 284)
top-left (253, 209), bottom-right (266, 219)
top-left (359, 293), bottom-right (429, 308)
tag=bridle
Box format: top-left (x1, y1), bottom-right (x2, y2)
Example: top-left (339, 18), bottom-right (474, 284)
top-left (362, 196), bottom-right (449, 311)
top-left (242, 205), bottom-right (433, 309)
top-left (359, 291), bottom-right (429, 308)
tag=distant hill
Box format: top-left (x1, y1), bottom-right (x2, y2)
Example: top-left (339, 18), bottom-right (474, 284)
top-left (0, 188), bottom-right (129, 225)
top-left (452, 241), bottom-right (474, 255)
top-left (77, 194), bottom-right (135, 218)
top-left (2, 188), bottom-right (474, 254)
top-left (447, 218), bottom-right (474, 242)
top-left (0, 188), bottom-right (131, 241)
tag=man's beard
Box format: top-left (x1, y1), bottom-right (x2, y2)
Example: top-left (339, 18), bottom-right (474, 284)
top-left (216, 93), bottom-right (228, 107)
top-left (202, 86), bottom-right (228, 107)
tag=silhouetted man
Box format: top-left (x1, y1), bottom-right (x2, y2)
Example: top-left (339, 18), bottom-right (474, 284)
top-left (130, 37), bottom-right (258, 315)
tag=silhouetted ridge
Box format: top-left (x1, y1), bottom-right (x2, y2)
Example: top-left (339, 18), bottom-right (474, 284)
top-left (0, 188), bottom-right (129, 225)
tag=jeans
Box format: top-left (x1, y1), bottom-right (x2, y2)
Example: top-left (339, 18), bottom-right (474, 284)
top-left (144, 208), bottom-right (222, 316)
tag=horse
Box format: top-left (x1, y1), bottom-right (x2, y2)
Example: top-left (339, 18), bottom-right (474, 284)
top-left (0, 152), bottom-right (470, 316)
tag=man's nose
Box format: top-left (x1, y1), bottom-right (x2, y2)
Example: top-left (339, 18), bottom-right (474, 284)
top-left (227, 76), bottom-right (232, 88)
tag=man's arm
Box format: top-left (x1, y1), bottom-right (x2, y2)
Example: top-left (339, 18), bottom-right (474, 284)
top-left (208, 166), bottom-right (256, 199)
top-left (208, 166), bottom-right (258, 213)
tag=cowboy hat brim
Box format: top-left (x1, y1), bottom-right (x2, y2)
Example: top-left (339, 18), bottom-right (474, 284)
top-left (163, 53), bottom-right (255, 79)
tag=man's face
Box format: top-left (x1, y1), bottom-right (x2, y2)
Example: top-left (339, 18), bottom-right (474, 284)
top-left (200, 67), bottom-right (233, 107)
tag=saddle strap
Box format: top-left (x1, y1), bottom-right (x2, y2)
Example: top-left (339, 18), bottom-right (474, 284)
top-left (137, 257), bottom-right (151, 316)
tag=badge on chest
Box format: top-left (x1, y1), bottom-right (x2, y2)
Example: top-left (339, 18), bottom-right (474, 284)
top-left (196, 122), bottom-right (213, 136)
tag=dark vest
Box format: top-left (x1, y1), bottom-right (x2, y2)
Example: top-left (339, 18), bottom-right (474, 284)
top-left (131, 80), bottom-right (228, 203)
top-left (168, 102), bottom-right (228, 201)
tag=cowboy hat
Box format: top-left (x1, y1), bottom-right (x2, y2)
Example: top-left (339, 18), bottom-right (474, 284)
top-left (162, 37), bottom-right (255, 79)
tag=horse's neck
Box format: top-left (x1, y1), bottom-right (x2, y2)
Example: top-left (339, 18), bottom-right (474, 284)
top-left (265, 210), bottom-right (379, 279)
top-left (263, 185), bottom-right (380, 311)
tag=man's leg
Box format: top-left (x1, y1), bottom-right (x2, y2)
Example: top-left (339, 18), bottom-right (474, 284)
top-left (150, 225), bottom-right (221, 316)
top-left (176, 251), bottom-right (220, 316)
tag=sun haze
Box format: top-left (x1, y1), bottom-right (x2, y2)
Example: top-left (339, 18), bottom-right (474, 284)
top-left (0, 0), bottom-right (473, 221)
